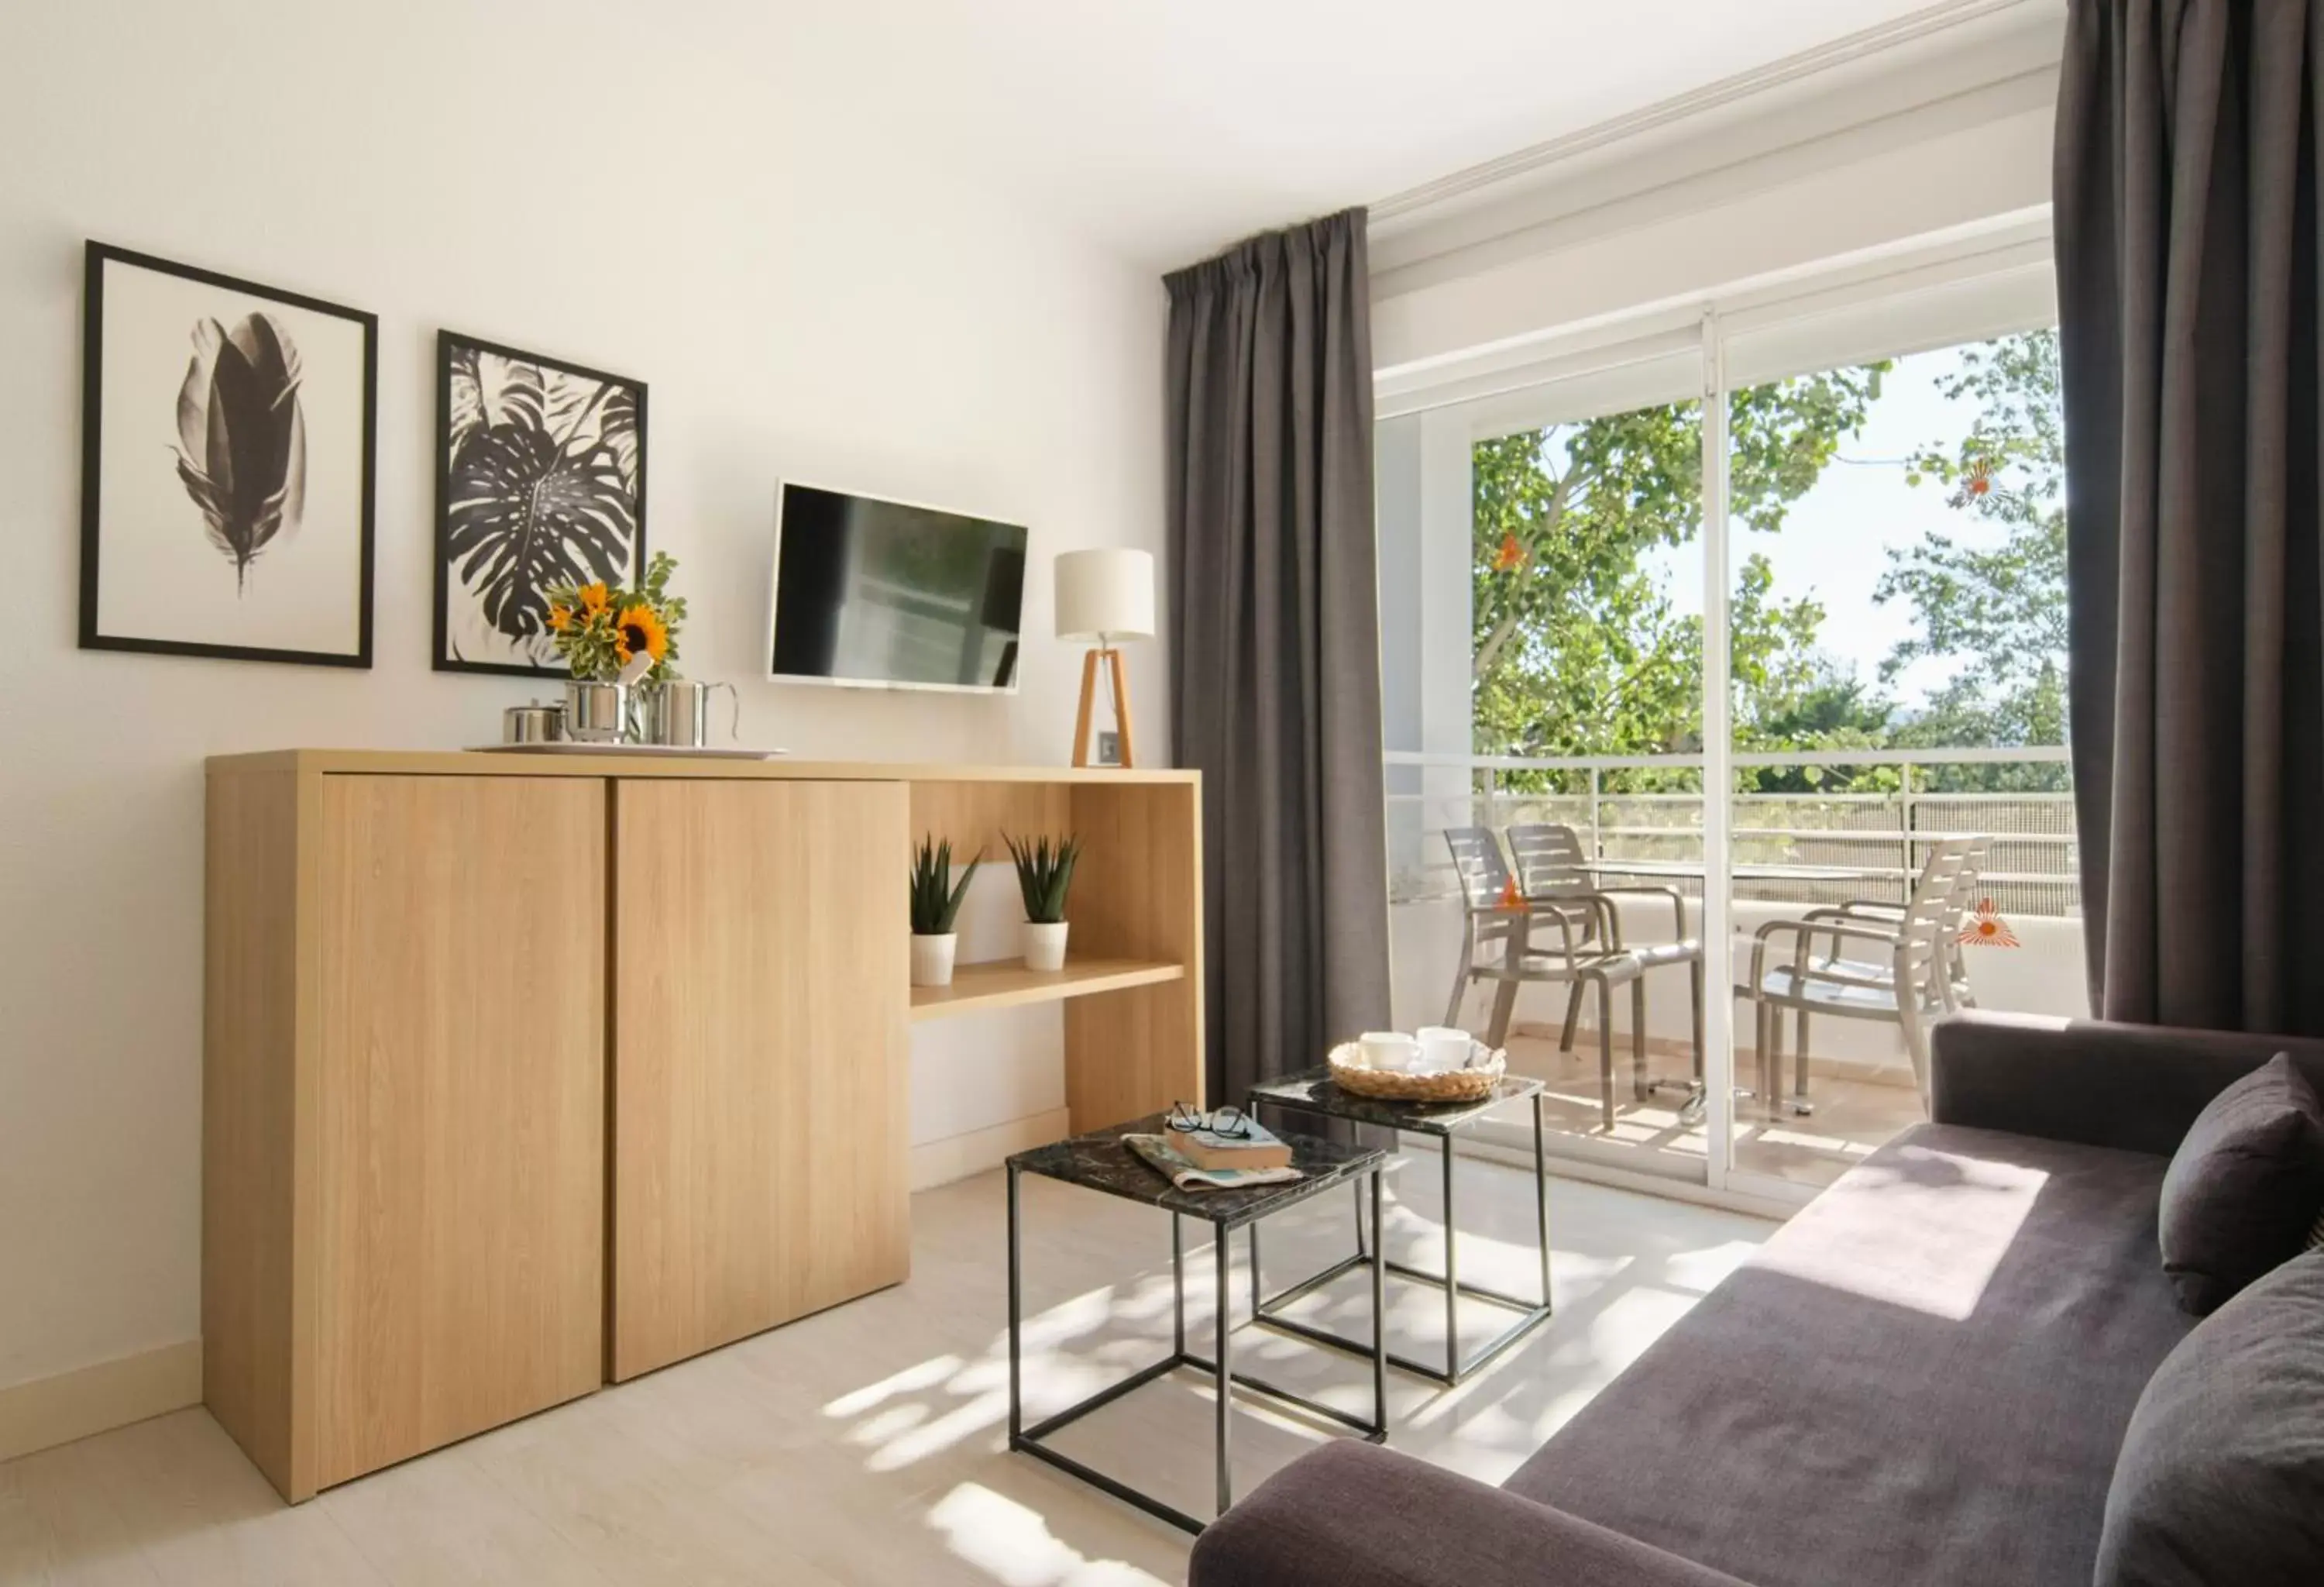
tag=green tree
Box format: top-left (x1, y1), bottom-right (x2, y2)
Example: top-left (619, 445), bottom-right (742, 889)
top-left (1467, 332), bottom-right (2071, 797)
top-left (1875, 329), bottom-right (2070, 790)
top-left (1745, 668), bottom-right (1901, 793)
top-left (1472, 369), bottom-right (1885, 788)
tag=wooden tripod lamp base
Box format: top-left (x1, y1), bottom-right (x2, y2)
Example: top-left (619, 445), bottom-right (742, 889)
top-left (1055, 549), bottom-right (1155, 770)
top-left (1071, 647), bottom-right (1135, 768)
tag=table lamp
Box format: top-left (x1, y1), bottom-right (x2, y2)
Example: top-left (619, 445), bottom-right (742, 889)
top-left (1054, 549), bottom-right (1155, 768)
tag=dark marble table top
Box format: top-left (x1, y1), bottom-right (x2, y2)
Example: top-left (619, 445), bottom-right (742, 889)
top-left (1245, 1066), bottom-right (1545, 1136)
top-left (1008, 1114), bottom-right (1384, 1229)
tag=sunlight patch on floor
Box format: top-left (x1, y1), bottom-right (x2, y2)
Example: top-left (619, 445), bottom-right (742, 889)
top-left (826, 1354), bottom-right (964, 1418)
top-left (1662, 1238), bottom-right (1769, 1295)
top-left (927, 1482), bottom-right (1168, 1587)
top-left (823, 1274), bottom-right (1196, 1475)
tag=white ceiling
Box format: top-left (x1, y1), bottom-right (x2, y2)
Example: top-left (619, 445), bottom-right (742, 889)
top-left (807, 0), bottom-right (1994, 267)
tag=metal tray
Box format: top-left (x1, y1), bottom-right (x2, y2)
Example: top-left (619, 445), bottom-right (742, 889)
top-left (466, 743), bottom-right (786, 759)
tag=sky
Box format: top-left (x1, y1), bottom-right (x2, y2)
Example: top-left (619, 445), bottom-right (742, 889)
top-left (1636, 343), bottom-right (1987, 708)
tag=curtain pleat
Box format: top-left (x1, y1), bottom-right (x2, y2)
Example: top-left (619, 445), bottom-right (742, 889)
top-left (1164, 209), bottom-right (1391, 1103)
top-left (2058, 0), bottom-right (2324, 1034)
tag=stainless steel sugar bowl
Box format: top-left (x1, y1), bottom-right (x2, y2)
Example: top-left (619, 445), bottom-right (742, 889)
top-left (502, 701), bottom-right (567, 745)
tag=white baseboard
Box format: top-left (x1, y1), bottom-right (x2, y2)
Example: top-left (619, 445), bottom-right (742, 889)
top-left (0, 1339), bottom-right (203, 1465)
top-left (911, 1108), bottom-right (1073, 1191)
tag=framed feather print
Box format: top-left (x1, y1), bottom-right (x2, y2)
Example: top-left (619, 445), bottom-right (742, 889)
top-left (79, 243), bottom-right (376, 666)
top-left (432, 330), bottom-right (646, 676)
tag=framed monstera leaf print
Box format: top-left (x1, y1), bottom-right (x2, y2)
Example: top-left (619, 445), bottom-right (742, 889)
top-left (79, 243), bottom-right (378, 666)
top-left (433, 330), bottom-right (647, 676)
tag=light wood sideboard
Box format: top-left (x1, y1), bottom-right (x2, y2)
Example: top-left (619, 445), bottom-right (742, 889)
top-left (203, 750), bottom-right (1202, 1499)
top-left (610, 778), bottom-right (913, 1382)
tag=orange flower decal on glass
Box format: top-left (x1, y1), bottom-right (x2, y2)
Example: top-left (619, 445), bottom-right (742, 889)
top-left (1493, 532), bottom-right (1527, 573)
top-left (1495, 875), bottom-right (1523, 911)
top-left (1957, 898), bottom-right (2019, 948)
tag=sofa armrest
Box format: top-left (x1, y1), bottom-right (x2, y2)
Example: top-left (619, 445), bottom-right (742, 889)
top-left (1929, 1011), bottom-right (2324, 1156)
top-left (1188, 1443), bottom-right (1752, 1587)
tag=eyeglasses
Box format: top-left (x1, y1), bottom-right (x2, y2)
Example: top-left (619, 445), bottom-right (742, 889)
top-left (1166, 1102), bottom-right (1251, 1139)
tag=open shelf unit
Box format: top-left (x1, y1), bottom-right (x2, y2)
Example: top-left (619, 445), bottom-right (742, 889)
top-left (909, 957), bottom-right (1186, 1021)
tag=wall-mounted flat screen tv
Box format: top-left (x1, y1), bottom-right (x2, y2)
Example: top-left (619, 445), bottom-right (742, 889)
top-left (766, 481), bottom-right (1027, 693)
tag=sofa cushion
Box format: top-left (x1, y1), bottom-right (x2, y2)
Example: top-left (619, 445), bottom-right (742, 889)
top-left (1507, 1124), bottom-right (2192, 1587)
top-left (2157, 1053), bottom-right (2324, 1314)
top-left (1191, 1443), bottom-right (1755, 1587)
top-left (2095, 1252), bottom-right (2324, 1585)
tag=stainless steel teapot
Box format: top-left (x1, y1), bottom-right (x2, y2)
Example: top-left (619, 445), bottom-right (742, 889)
top-left (638, 679), bottom-right (741, 748)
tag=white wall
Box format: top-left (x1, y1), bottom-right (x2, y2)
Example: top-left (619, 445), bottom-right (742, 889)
top-left (0, 2), bottom-right (1166, 1396)
top-left (1372, 100), bottom-right (2054, 377)
top-left (1368, 4), bottom-right (2064, 380)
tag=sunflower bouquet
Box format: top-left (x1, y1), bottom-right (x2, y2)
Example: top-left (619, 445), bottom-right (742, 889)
top-left (545, 551), bottom-right (688, 683)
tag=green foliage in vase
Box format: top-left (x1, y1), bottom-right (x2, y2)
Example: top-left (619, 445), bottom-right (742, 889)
top-left (909, 833), bottom-right (983, 936)
top-left (1004, 832), bottom-right (1081, 924)
top-left (544, 550), bottom-right (688, 684)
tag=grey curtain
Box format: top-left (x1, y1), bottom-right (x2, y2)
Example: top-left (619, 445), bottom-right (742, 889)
top-left (1164, 208), bottom-right (1393, 1103)
top-left (2057, 0), bottom-right (2324, 1034)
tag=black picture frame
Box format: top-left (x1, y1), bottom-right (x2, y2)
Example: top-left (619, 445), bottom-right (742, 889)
top-left (432, 329), bottom-right (648, 677)
top-left (79, 241), bottom-right (378, 667)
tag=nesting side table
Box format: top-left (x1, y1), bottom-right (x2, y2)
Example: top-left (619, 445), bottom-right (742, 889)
top-left (1006, 1117), bottom-right (1388, 1534)
top-left (1245, 1069), bottom-right (1552, 1385)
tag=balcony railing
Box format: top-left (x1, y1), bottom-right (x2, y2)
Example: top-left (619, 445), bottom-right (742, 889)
top-left (1385, 747), bottom-right (2078, 917)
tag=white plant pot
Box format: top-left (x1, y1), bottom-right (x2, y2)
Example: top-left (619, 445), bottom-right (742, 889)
top-left (1023, 920), bottom-right (1070, 973)
top-left (911, 932), bottom-right (959, 988)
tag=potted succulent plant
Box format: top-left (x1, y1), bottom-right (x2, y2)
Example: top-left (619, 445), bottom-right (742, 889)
top-left (1005, 832), bottom-right (1081, 973)
top-left (909, 835), bottom-right (982, 987)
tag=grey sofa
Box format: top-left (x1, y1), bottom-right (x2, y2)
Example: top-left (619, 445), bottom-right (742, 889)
top-left (1190, 1013), bottom-right (2324, 1587)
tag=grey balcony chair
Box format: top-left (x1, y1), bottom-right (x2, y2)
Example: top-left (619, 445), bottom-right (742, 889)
top-left (1766, 834), bottom-right (1992, 1114)
top-left (1504, 822), bottom-right (1707, 1108)
top-left (1736, 835), bottom-right (1981, 1120)
top-left (1791, 835), bottom-right (1993, 1013)
top-left (1442, 827), bottom-right (1703, 1131)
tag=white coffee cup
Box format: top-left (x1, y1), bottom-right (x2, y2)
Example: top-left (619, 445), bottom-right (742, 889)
top-left (1415, 1026), bottom-right (1473, 1072)
top-left (1357, 1031), bottom-right (1422, 1072)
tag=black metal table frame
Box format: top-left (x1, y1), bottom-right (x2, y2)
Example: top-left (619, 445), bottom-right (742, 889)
top-left (1006, 1161), bottom-right (1388, 1535)
top-left (1246, 1091), bottom-right (1552, 1386)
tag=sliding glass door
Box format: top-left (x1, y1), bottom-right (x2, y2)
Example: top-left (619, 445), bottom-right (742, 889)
top-left (1380, 334), bottom-right (1713, 1188)
top-left (1718, 288), bottom-right (2076, 1196)
top-left (1377, 239), bottom-right (2073, 1207)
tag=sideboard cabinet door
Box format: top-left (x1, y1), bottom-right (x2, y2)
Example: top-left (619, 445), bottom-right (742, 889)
top-left (610, 779), bottom-right (910, 1381)
top-left (313, 774), bottom-right (607, 1489)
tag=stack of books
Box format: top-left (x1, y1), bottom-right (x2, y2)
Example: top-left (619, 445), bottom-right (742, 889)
top-left (1174, 1117), bottom-right (1291, 1171)
top-left (1126, 1114), bottom-right (1301, 1193)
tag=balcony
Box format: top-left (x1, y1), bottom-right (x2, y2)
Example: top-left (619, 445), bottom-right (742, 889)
top-left (1385, 746), bottom-right (2085, 1188)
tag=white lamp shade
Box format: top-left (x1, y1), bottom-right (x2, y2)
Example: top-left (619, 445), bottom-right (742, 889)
top-left (1054, 549), bottom-right (1155, 642)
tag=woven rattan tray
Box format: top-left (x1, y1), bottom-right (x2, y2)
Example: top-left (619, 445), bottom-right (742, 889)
top-left (1326, 1041), bottom-right (1507, 1102)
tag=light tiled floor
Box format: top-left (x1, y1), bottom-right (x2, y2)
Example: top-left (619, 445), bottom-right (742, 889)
top-left (1504, 1024), bottom-right (1929, 1190)
top-left (0, 1157), bottom-right (1772, 1585)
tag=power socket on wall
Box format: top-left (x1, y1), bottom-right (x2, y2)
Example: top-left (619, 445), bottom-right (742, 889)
top-left (1095, 730), bottom-right (1122, 767)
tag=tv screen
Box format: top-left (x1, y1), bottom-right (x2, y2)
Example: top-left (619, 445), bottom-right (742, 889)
top-left (767, 483), bottom-right (1027, 692)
